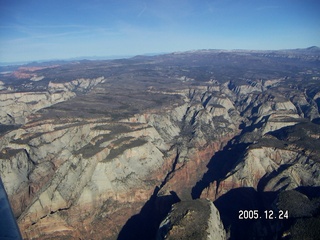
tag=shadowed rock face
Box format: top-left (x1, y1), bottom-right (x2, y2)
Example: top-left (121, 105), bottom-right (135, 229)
top-left (157, 199), bottom-right (226, 240)
top-left (199, 122), bottom-right (320, 201)
top-left (210, 186), bottom-right (320, 240)
top-left (0, 48), bottom-right (319, 239)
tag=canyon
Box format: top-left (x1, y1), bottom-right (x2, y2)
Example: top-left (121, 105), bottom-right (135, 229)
top-left (0, 47), bottom-right (319, 239)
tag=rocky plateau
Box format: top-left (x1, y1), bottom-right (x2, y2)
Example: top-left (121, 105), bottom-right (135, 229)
top-left (0, 47), bottom-right (320, 239)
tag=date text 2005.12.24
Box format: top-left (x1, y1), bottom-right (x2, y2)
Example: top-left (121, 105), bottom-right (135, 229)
top-left (239, 210), bottom-right (289, 220)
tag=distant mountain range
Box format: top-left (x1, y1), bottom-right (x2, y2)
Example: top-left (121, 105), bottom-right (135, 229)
top-left (0, 52), bottom-right (170, 67)
top-left (0, 47), bottom-right (318, 67)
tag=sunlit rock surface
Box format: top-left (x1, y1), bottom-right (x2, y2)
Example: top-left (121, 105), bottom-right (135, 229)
top-left (0, 48), bottom-right (319, 239)
top-left (157, 199), bottom-right (226, 240)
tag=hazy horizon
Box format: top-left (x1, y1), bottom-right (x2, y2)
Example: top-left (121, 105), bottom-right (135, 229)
top-left (1, 46), bottom-right (320, 67)
top-left (1, 0), bottom-right (320, 63)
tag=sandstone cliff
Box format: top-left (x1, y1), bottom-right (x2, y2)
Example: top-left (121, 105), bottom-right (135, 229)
top-left (0, 48), bottom-right (319, 239)
top-left (0, 83), bottom-right (240, 239)
top-left (0, 77), bottom-right (104, 124)
top-left (200, 122), bottom-right (320, 200)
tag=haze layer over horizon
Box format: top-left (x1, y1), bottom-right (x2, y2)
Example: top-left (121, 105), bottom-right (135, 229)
top-left (0, 0), bottom-right (319, 62)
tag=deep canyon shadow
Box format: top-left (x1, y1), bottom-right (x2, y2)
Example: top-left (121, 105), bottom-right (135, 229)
top-left (214, 187), bottom-right (279, 240)
top-left (214, 186), bottom-right (320, 239)
top-left (191, 138), bottom-right (250, 199)
top-left (117, 187), bottom-right (180, 240)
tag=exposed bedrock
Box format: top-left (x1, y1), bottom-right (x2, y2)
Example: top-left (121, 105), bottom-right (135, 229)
top-left (194, 121), bottom-right (320, 239)
top-left (199, 122), bottom-right (320, 201)
top-left (0, 49), bottom-right (320, 239)
top-left (0, 84), bottom-right (242, 239)
top-left (157, 199), bottom-right (226, 240)
top-left (0, 77), bottom-right (104, 125)
top-left (2, 81), bottom-right (320, 239)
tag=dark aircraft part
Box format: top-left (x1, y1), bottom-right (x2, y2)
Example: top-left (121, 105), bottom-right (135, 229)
top-left (0, 177), bottom-right (22, 240)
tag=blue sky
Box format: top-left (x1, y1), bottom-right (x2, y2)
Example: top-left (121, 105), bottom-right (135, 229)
top-left (0, 0), bottom-right (320, 62)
